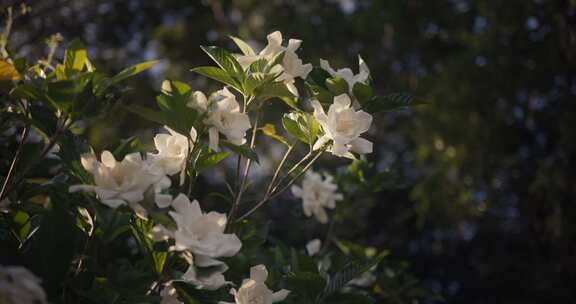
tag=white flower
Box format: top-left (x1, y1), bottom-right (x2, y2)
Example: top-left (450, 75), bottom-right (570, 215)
top-left (221, 265), bottom-right (290, 304)
top-left (348, 270), bottom-right (377, 287)
top-left (188, 88), bottom-right (251, 152)
top-left (311, 94), bottom-right (373, 157)
top-left (0, 265), bottom-right (47, 304)
top-left (70, 151), bottom-right (169, 217)
top-left (306, 239), bottom-right (322, 256)
top-left (291, 171), bottom-right (343, 224)
top-left (160, 284), bottom-right (182, 304)
top-left (235, 31), bottom-right (312, 96)
top-left (320, 57), bottom-right (370, 94)
top-left (168, 194), bottom-right (242, 258)
top-left (149, 126), bottom-right (197, 176)
top-left (182, 254), bottom-right (230, 290)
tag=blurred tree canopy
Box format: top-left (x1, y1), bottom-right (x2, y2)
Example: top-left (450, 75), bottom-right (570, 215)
top-left (3, 0), bottom-right (576, 302)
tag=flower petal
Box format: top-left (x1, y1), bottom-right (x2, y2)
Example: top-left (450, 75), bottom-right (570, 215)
top-left (272, 289), bottom-right (291, 302)
top-left (100, 150), bottom-right (116, 168)
top-left (209, 127), bottom-right (220, 152)
top-left (350, 137), bottom-right (373, 154)
top-left (250, 264), bottom-right (268, 283)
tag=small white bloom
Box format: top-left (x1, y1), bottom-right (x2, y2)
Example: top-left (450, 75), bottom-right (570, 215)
top-left (182, 254), bottom-right (230, 290)
top-left (291, 171), bottom-right (343, 224)
top-left (149, 126), bottom-right (197, 176)
top-left (320, 57), bottom-right (370, 94)
top-left (306, 239), bottom-right (322, 256)
top-left (221, 265), bottom-right (290, 304)
top-left (0, 265), bottom-right (47, 304)
top-left (348, 270), bottom-right (377, 287)
top-left (188, 88), bottom-right (251, 152)
top-left (0, 198), bottom-right (10, 213)
top-left (235, 31), bottom-right (312, 96)
top-left (311, 94), bottom-right (373, 157)
top-left (169, 194), bottom-right (242, 258)
top-left (69, 151), bottom-right (170, 217)
top-left (160, 284), bottom-right (182, 304)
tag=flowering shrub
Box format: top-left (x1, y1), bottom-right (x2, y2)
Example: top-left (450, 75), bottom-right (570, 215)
top-left (0, 9), bottom-right (427, 303)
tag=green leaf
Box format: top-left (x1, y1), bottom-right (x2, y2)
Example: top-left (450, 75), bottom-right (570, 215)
top-left (286, 271), bottom-right (326, 301)
top-left (260, 123), bottom-right (289, 145)
top-left (256, 82), bottom-right (297, 109)
top-left (306, 67), bottom-right (332, 88)
top-left (364, 93), bottom-right (427, 114)
top-left (191, 66), bottom-right (239, 89)
top-left (282, 113), bottom-right (308, 143)
top-left (221, 141), bottom-right (259, 164)
top-left (229, 35), bottom-right (256, 56)
top-left (249, 58), bottom-right (268, 73)
top-left (161, 79), bottom-right (191, 96)
top-left (326, 77), bottom-right (349, 96)
top-left (196, 151), bottom-right (230, 173)
top-left (27, 198), bottom-right (80, 296)
top-left (93, 60), bottom-right (158, 96)
top-left (352, 82), bottom-right (373, 104)
top-left (46, 79), bottom-right (87, 112)
top-left (200, 46), bottom-right (244, 78)
top-left (64, 39), bottom-right (88, 71)
top-left (124, 104), bottom-right (170, 126)
top-left (10, 83), bottom-right (43, 101)
top-left (321, 251), bottom-right (387, 298)
top-left (243, 72), bottom-right (267, 96)
top-left (110, 60), bottom-right (158, 84)
top-left (306, 83), bottom-right (334, 105)
top-left (265, 50), bottom-right (285, 72)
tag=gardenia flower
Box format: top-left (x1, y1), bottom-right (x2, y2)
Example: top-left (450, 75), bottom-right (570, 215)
top-left (168, 194), bottom-right (242, 258)
top-left (182, 254), bottom-right (230, 290)
top-left (69, 151), bottom-right (170, 217)
top-left (291, 171), bottom-right (343, 224)
top-left (160, 284), bottom-right (182, 304)
top-left (221, 265), bottom-right (290, 304)
top-left (235, 31), bottom-right (312, 96)
top-left (306, 239), bottom-right (322, 256)
top-left (0, 265), bottom-right (47, 304)
top-left (188, 88), bottom-right (251, 152)
top-left (320, 57), bottom-right (370, 94)
top-left (149, 126), bottom-right (196, 176)
top-left (311, 94), bottom-right (373, 157)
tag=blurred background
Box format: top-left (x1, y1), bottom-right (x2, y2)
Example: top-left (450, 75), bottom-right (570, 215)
top-left (4, 0), bottom-right (576, 303)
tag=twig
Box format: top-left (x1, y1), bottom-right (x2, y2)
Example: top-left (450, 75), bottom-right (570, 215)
top-left (2, 116), bottom-right (72, 198)
top-left (229, 111), bottom-right (260, 221)
top-left (235, 147), bottom-right (325, 222)
top-left (0, 124), bottom-right (29, 201)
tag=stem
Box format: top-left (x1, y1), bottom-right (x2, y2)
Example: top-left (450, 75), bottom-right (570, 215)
top-left (235, 147), bottom-right (325, 222)
top-left (2, 116), bottom-right (71, 199)
top-left (228, 108), bottom-right (259, 221)
top-left (0, 124), bottom-right (29, 201)
top-left (270, 151), bottom-right (312, 194)
top-left (264, 143), bottom-right (295, 196)
top-left (321, 216), bottom-right (336, 252)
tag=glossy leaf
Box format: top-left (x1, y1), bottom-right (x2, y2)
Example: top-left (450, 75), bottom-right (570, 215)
top-left (221, 141), bottom-right (259, 164)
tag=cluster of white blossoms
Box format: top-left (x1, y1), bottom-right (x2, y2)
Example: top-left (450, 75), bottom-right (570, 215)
top-left (220, 265), bottom-right (290, 304)
top-left (312, 94), bottom-right (373, 157)
top-left (235, 31), bottom-right (313, 96)
top-left (0, 265), bottom-right (47, 304)
top-left (63, 30), bottom-right (378, 303)
top-left (320, 56), bottom-right (371, 95)
top-left (291, 170), bottom-right (343, 224)
top-left (69, 126), bottom-right (198, 218)
top-left (188, 87), bottom-right (251, 152)
top-left (151, 194), bottom-right (241, 299)
top-left (148, 126), bottom-right (196, 183)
